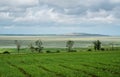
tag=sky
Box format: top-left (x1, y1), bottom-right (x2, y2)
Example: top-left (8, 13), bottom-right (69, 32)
top-left (0, 0), bottom-right (120, 35)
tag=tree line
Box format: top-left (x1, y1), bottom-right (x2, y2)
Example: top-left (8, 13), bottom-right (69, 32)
top-left (13, 39), bottom-right (107, 53)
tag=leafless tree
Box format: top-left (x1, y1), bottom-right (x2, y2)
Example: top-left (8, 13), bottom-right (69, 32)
top-left (35, 40), bottom-right (43, 53)
top-left (29, 43), bottom-right (35, 52)
top-left (15, 40), bottom-right (21, 53)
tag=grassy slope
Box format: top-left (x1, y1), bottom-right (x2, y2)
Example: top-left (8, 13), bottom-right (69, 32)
top-left (0, 50), bottom-right (120, 77)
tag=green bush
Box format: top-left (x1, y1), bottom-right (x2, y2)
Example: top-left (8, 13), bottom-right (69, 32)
top-left (3, 51), bottom-right (10, 54)
top-left (88, 49), bottom-right (92, 51)
top-left (101, 48), bottom-right (105, 51)
top-left (46, 50), bottom-right (51, 53)
top-left (56, 50), bottom-right (60, 53)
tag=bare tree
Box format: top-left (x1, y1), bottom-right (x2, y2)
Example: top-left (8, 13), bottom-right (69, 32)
top-left (66, 40), bottom-right (74, 52)
top-left (15, 40), bottom-right (21, 53)
top-left (93, 40), bottom-right (101, 51)
top-left (29, 43), bottom-right (35, 52)
top-left (35, 40), bottom-right (43, 53)
top-left (109, 43), bottom-right (114, 50)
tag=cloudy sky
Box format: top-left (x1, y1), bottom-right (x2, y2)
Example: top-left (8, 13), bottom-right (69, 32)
top-left (0, 0), bottom-right (120, 35)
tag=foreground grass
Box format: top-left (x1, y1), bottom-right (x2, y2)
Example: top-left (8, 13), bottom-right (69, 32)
top-left (0, 50), bottom-right (120, 77)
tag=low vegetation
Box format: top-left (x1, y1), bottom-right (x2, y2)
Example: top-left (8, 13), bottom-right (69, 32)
top-left (0, 51), bottom-right (120, 77)
top-left (14, 40), bottom-right (21, 53)
top-left (0, 37), bottom-right (120, 77)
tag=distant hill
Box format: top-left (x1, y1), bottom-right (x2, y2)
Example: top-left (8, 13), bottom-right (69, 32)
top-left (62, 33), bottom-right (109, 36)
top-left (0, 33), bottom-right (109, 36)
top-left (0, 34), bottom-right (56, 36)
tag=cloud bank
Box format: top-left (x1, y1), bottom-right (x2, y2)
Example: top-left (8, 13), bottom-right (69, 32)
top-left (0, 0), bottom-right (120, 35)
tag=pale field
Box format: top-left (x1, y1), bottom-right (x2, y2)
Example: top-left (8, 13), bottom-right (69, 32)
top-left (0, 36), bottom-right (120, 41)
top-left (0, 36), bottom-right (120, 48)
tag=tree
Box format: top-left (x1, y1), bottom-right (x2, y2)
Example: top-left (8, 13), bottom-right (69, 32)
top-left (109, 43), bottom-right (114, 50)
top-left (29, 43), bottom-right (35, 52)
top-left (35, 40), bottom-right (43, 53)
top-left (93, 40), bottom-right (101, 51)
top-left (15, 40), bottom-right (21, 53)
top-left (93, 41), bottom-right (97, 50)
top-left (66, 40), bottom-right (74, 52)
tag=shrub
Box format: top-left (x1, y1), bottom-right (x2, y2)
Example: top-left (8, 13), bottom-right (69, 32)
top-left (56, 50), bottom-right (60, 53)
top-left (69, 50), bottom-right (77, 52)
top-left (88, 49), bottom-right (92, 51)
top-left (46, 50), bottom-right (51, 53)
top-left (101, 48), bottom-right (105, 51)
top-left (105, 48), bottom-right (109, 51)
top-left (3, 51), bottom-right (10, 54)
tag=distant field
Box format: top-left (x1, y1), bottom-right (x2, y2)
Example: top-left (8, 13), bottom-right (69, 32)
top-left (0, 36), bottom-right (120, 77)
top-left (0, 51), bottom-right (120, 77)
top-left (0, 36), bottom-right (120, 48)
top-left (0, 36), bottom-right (120, 41)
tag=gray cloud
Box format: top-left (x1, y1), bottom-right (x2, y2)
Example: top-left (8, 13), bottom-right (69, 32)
top-left (0, 0), bottom-right (120, 27)
top-left (0, 0), bottom-right (39, 7)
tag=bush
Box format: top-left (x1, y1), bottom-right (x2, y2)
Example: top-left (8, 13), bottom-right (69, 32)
top-left (88, 49), bottom-right (92, 51)
top-left (3, 51), bottom-right (10, 54)
top-left (101, 48), bottom-right (105, 51)
top-left (105, 48), bottom-right (109, 51)
top-left (46, 50), bottom-right (51, 53)
top-left (56, 50), bottom-right (60, 53)
top-left (69, 50), bottom-right (77, 52)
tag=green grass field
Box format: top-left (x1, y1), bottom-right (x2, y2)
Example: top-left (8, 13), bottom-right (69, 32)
top-left (0, 36), bottom-right (120, 77)
top-left (0, 50), bottom-right (120, 77)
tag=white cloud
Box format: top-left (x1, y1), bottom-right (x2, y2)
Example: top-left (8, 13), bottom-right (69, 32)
top-left (0, 0), bottom-right (120, 35)
top-left (39, 0), bottom-right (105, 8)
top-left (13, 6), bottom-right (119, 25)
top-left (110, 0), bottom-right (120, 3)
top-left (85, 15), bottom-right (116, 23)
top-left (14, 7), bottom-right (55, 22)
top-left (84, 9), bottom-right (116, 23)
top-left (0, 0), bottom-right (39, 7)
top-left (0, 0), bottom-right (120, 26)
top-left (0, 12), bottom-right (13, 19)
top-left (3, 25), bottom-right (15, 29)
